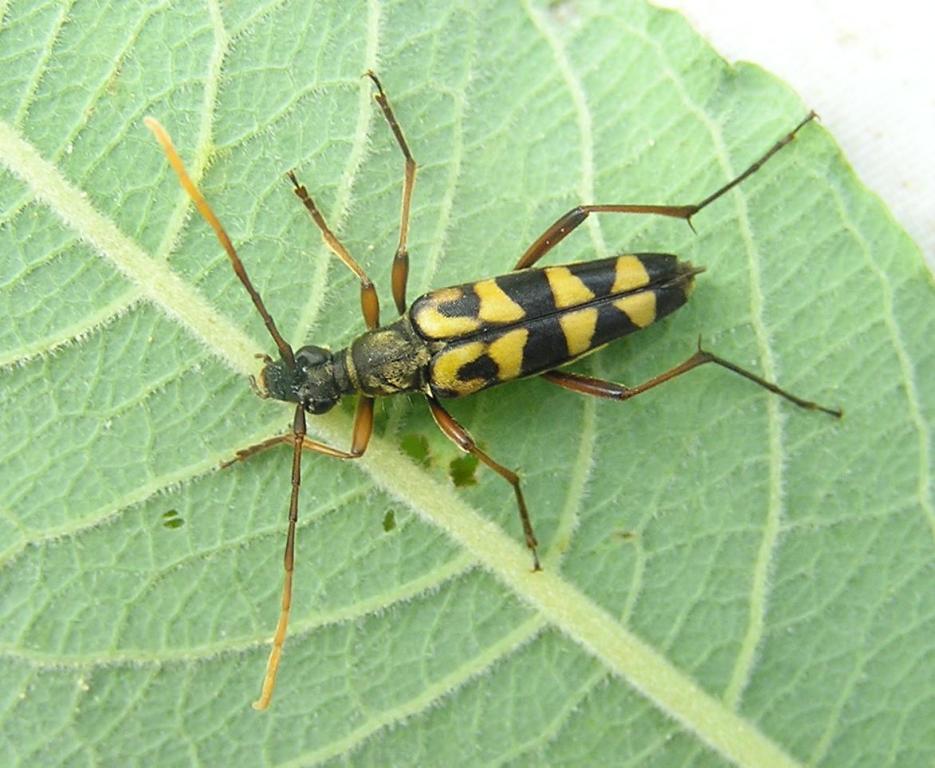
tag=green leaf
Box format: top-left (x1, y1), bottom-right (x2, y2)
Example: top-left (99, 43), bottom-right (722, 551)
top-left (1, 1), bottom-right (932, 766)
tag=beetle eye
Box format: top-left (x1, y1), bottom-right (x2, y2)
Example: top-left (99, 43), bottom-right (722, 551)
top-left (294, 345), bottom-right (330, 367)
top-left (304, 397), bottom-right (337, 415)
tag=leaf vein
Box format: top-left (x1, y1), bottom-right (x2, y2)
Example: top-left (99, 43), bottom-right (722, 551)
top-left (0, 119), bottom-right (260, 376)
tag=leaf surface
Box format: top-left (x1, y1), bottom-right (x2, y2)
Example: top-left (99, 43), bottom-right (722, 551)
top-left (1, 1), bottom-right (932, 766)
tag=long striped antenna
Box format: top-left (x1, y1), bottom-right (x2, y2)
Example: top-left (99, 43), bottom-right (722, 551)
top-left (145, 117), bottom-right (295, 367)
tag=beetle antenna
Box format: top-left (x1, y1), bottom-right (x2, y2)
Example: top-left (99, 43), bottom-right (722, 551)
top-left (252, 403), bottom-right (306, 710)
top-left (145, 117), bottom-right (295, 367)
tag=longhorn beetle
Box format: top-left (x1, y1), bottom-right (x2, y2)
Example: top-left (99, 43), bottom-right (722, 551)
top-left (146, 71), bottom-right (841, 710)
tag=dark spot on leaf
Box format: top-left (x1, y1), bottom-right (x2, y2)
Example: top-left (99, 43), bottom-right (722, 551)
top-left (449, 454), bottom-right (478, 487)
top-left (400, 433), bottom-right (431, 466)
top-left (382, 510), bottom-right (397, 532)
top-left (162, 510), bottom-right (184, 529)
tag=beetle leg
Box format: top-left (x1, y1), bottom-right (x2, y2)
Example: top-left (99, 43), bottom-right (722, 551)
top-left (365, 71), bottom-right (417, 315)
top-left (221, 397), bottom-right (375, 467)
top-left (426, 394), bottom-right (541, 571)
top-left (543, 340), bottom-right (841, 417)
top-left (244, 397), bottom-right (373, 711)
top-left (514, 113), bottom-right (817, 270)
top-left (288, 172), bottom-right (380, 329)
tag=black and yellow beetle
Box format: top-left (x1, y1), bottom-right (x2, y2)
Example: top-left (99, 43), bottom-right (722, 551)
top-left (146, 72), bottom-right (840, 709)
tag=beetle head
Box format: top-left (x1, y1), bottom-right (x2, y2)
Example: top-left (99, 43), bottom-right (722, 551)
top-left (259, 345), bottom-right (341, 414)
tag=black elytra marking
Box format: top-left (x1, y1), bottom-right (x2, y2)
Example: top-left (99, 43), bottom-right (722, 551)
top-left (457, 352), bottom-right (500, 383)
top-left (518, 314), bottom-right (569, 377)
top-left (438, 285), bottom-right (480, 318)
top-left (619, 253), bottom-right (681, 285)
top-left (494, 269), bottom-right (557, 320)
top-left (592, 301), bottom-right (641, 347)
top-left (653, 282), bottom-right (689, 320)
top-left (561, 258), bottom-right (619, 296)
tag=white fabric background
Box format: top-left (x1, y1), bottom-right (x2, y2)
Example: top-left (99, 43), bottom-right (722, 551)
top-left (663, 0), bottom-right (934, 270)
